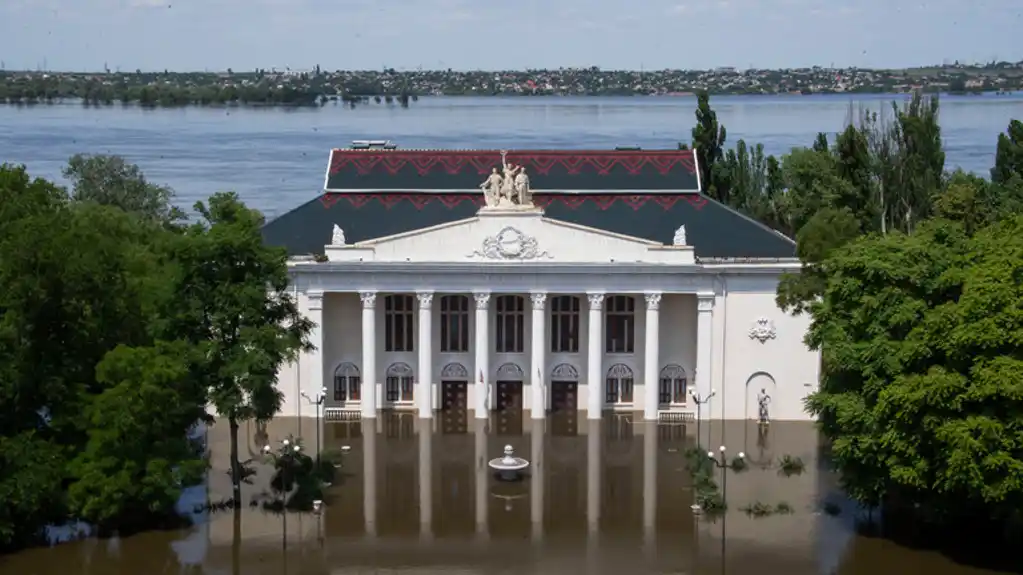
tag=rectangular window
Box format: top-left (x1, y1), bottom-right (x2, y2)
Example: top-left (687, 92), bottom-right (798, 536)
top-left (440, 295), bottom-right (470, 353)
top-left (495, 295), bottom-right (525, 353)
top-left (385, 376), bottom-right (414, 402)
top-left (550, 295), bottom-right (580, 353)
top-left (384, 295), bottom-right (415, 352)
top-left (605, 295), bottom-right (635, 354)
top-left (334, 375), bottom-right (361, 402)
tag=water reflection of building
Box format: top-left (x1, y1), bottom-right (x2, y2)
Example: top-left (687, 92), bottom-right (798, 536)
top-left (319, 414), bottom-right (717, 550)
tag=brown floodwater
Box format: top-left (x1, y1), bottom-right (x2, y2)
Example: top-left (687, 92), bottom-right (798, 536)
top-left (0, 414), bottom-right (1013, 574)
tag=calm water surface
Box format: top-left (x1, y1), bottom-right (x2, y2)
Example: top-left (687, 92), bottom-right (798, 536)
top-left (0, 416), bottom-right (1008, 574)
top-left (1, 94), bottom-right (1021, 218)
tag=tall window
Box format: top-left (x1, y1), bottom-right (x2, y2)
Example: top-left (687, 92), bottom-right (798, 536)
top-left (333, 362), bottom-right (361, 402)
top-left (440, 295), bottom-right (470, 353)
top-left (659, 364), bottom-right (688, 405)
top-left (384, 295), bottom-right (415, 352)
top-left (385, 362), bottom-right (414, 402)
top-left (605, 296), bottom-right (635, 353)
top-left (495, 295), bottom-right (525, 353)
top-left (550, 295), bottom-right (580, 353)
top-left (605, 363), bottom-right (634, 405)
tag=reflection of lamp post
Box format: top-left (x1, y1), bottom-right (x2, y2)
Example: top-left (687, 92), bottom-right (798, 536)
top-left (300, 386), bottom-right (327, 463)
top-left (689, 388), bottom-right (716, 446)
top-left (707, 445), bottom-right (743, 575)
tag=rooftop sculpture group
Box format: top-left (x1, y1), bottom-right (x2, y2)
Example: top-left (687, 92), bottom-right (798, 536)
top-left (480, 150), bottom-right (533, 209)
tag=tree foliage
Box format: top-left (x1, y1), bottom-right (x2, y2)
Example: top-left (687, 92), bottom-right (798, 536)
top-left (0, 156), bottom-right (308, 551)
top-left (690, 94), bottom-right (1023, 535)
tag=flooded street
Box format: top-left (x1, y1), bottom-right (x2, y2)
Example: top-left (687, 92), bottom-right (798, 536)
top-left (0, 415), bottom-right (1008, 574)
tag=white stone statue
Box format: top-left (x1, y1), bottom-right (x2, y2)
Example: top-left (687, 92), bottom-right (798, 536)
top-left (673, 225), bottom-right (687, 246)
top-left (331, 224), bottom-right (346, 246)
top-left (480, 168), bottom-right (502, 207)
top-left (514, 167), bottom-right (532, 206)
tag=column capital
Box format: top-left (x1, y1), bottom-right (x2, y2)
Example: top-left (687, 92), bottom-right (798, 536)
top-left (697, 293), bottom-right (715, 312)
top-left (587, 292), bottom-right (605, 310)
top-left (307, 290), bottom-right (324, 311)
top-left (417, 291), bottom-right (434, 310)
top-left (530, 292), bottom-right (548, 310)
top-left (473, 291), bottom-right (491, 310)
top-left (359, 291), bottom-right (377, 309)
top-left (644, 292), bottom-right (662, 311)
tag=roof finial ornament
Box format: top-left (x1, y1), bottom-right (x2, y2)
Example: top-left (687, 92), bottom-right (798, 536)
top-left (673, 225), bottom-right (687, 246)
top-left (331, 224), bottom-right (346, 246)
top-left (479, 150), bottom-right (536, 210)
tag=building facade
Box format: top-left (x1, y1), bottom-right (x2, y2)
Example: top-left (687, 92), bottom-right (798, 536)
top-left (263, 147), bottom-right (820, 422)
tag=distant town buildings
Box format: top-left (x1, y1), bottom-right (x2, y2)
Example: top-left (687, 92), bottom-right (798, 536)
top-left (1, 62), bottom-right (1020, 106)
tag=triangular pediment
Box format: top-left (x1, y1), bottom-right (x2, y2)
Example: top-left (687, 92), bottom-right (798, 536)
top-left (324, 207), bottom-right (694, 265)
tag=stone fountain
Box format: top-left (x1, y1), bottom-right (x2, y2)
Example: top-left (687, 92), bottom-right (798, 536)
top-left (488, 444), bottom-right (529, 481)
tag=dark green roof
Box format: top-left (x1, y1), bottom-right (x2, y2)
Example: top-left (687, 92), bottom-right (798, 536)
top-left (324, 149), bottom-right (700, 192)
top-left (262, 192), bottom-right (795, 260)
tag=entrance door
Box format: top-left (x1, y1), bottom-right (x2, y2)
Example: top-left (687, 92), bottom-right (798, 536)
top-left (495, 381), bottom-right (524, 436)
top-left (550, 381), bottom-right (578, 436)
top-left (440, 381), bottom-right (468, 435)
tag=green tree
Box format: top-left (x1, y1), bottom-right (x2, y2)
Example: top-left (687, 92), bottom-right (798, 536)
top-left (166, 192), bottom-right (312, 504)
top-left (991, 119), bottom-right (1023, 184)
top-left (63, 154), bottom-right (184, 224)
top-left (804, 216), bottom-right (1023, 525)
top-left (687, 91), bottom-right (727, 201)
top-left (67, 342), bottom-right (207, 533)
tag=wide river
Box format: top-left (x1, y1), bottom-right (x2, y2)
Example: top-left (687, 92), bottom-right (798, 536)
top-left (1, 94), bottom-right (1020, 219)
top-left (0, 96), bottom-right (1019, 574)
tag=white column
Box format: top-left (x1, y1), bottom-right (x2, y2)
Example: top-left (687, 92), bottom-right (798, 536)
top-left (363, 424), bottom-right (377, 536)
top-left (530, 292), bottom-right (547, 420)
top-left (473, 292), bottom-right (491, 419)
top-left (360, 291), bottom-right (378, 419)
top-left (418, 424), bottom-right (432, 538)
top-left (586, 293), bottom-right (605, 419)
top-left (643, 292), bottom-right (661, 421)
top-left (417, 291), bottom-right (434, 419)
top-left (695, 294), bottom-right (715, 424)
top-left (305, 291), bottom-right (324, 419)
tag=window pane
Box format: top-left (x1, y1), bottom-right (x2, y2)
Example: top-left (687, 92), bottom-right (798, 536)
top-left (458, 314), bottom-right (469, 352)
top-left (350, 377), bottom-right (361, 401)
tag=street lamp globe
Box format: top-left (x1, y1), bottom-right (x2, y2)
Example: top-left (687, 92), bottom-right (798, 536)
top-left (263, 444), bottom-right (271, 453)
top-left (282, 439), bottom-right (290, 446)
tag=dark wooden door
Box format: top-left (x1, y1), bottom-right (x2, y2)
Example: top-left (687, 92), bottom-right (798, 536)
top-left (495, 380), bottom-right (523, 436)
top-left (440, 381), bottom-right (468, 435)
top-left (550, 381), bottom-right (578, 436)
top-left (496, 381), bottom-right (523, 411)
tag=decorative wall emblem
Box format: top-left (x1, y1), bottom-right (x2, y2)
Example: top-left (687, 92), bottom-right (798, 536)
top-left (469, 226), bottom-right (551, 260)
top-left (749, 317), bottom-right (777, 343)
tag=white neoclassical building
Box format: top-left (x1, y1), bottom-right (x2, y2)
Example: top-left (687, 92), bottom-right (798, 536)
top-left (263, 146), bottom-right (820, 422)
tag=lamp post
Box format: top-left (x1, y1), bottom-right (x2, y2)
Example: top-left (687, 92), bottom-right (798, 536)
top-left (689, 388), bottom-right (716, 447)
top-left (708, 445), bottom-right (743, 575)
top-left (301, 386), bottom-right (327, 463)
top-left (262, 439), bottom-right (304, 551)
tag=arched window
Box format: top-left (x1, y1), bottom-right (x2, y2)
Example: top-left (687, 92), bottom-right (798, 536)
top-left (333, 363), bottom-right (361, 402)
top-left (659, 364), bottom-right (688, 405)
top-left (550, 296), bottom-right (580, 353)
top-left (495, 295), bottom-right (525, 353)
top-left (384, 295), bottom-right (415, 352)
top-left (441, 362), bottom-right (469, 380)
top-left (605, 363), bottom-right (634, 405)
top-left (440, 295), bottom-right (470, 353)
top-left (605, 296), bottom-right (635, 354)
top-left (550, 363), bottom-right (579, 381)
top-left (385, 362), bottom-right (414, 403)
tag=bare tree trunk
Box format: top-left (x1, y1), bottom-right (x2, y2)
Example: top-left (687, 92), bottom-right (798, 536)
top-left (229, 415), bottom-right (241, 504)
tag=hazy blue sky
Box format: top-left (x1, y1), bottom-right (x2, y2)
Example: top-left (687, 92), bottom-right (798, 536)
top-left (2, 0), bottom-right (1020, 72)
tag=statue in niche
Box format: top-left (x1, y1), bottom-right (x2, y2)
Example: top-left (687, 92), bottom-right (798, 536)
top-left (757, 388), bottom-right (771, 425)
top-left (480, 168), bottom-right (503, 207)
top-left (331, 224), bottom-right (346, 246)
top-left (673, 225), bottom-right (687, 246)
